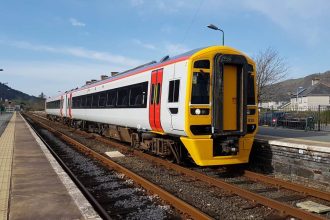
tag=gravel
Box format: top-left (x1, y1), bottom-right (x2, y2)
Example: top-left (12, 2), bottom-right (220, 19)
top-left (37, 128), bottom-right (178, 219)
top-left (31, 116), bottom-right (330, 219)
top-left (49, 126), bottom-right (275, 219)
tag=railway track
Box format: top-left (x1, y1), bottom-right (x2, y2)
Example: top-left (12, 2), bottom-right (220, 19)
top-left (28, 112), bottom-right (330, 219)
top-left (25, 113), bottom-right (211, 220)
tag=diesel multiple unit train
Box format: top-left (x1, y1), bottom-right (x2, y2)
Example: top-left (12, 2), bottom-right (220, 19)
top-left (46, 46), bottom-right (258, 166)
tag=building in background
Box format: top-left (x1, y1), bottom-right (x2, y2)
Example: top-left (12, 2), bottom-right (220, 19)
top-left (289, 79), bottom-right (330, 110)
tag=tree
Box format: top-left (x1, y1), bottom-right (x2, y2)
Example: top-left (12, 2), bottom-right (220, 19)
top-left (253, 47), bottom-right (289, 103)
top-left (38, 92), bottom-right (46, 100)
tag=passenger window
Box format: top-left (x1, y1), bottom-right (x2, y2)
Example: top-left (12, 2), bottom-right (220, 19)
top-left (92, 94), bottom-right (99, 108)
top-left (99, 92), bottom-right (106, 107)
top-left (168, 80), bottom-right (180, 103)
top-left (129, 82), bottom-right (147, 107)
top-left (106, 91), bottom-right (117, 107)
top-left (81, 96), bottom-right (86, 108)
top-left (117, 88), bottom-right (129, 106)
top-left (86, 95), bottom-right (92, 108)
top-left (76, 97), bottom-right (81, 108)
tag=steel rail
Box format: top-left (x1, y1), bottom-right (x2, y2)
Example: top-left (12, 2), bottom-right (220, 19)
top-left (79, 132), bottom-right (328, 220)
top-left (24, 116), bottom-right (111, 220)
top-left (27, 114), bottom-right (212, 220)
top-left (243, 170), bottom-right (330, 202)
top-left (30, 113), bottom-right (327, 220)
top-left (68, 129), bottom-right (327, 220)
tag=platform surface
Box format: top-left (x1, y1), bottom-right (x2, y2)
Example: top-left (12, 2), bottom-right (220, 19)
top-left (0, 113), bottom-right (15, 220)
top-left (257, 126), bottom-right (330, 151)
top-left (0, 113), bottom-right (99, 220)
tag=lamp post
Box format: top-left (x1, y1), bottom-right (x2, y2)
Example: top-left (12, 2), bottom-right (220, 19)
top-left (296, 86), bottom-right (303, 111)
top-left (207, 24), bottom-right (224, 46)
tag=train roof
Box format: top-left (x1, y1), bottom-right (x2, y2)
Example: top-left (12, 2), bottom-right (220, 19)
top-left (78, 47), bottom-right (205, 88)
top-left (47, 45), bottom-right (251, 101)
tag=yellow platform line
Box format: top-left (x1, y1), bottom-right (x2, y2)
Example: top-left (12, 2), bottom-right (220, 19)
top-left (0, 113), bottom-right (16, 220)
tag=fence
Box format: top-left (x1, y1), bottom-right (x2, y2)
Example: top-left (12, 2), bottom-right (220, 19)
top-left (259, 105), bottom-right (330, 131)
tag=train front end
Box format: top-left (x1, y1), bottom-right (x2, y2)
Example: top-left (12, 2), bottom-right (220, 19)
top-left (181, 46), bottom-right (258, 166)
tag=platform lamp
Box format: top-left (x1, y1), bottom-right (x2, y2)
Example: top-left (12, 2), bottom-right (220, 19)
top-left (207, 24), bottom-right (224, 46)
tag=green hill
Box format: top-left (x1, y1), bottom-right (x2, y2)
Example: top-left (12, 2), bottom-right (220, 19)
top-left (0, 82), bottom-right (45, 110)
top-left (263, 70), bottom-right (330, 102)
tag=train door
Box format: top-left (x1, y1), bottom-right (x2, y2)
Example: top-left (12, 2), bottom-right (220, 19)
top-left (63, 94), bottom-right (67, 117)
top-left (212, 54), bottom-right (248, 135)
top-left (223, 65), bottom-right (237, 130)
top-left (60, 95), bottom-right (63, 117)
top-left (149, 69), bottom-right (164, 132)
top-left (68, 93), bottom-right (72, 118)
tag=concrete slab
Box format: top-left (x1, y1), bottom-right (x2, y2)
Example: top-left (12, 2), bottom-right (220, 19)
top-left (296, 200), bottom-right (330, 213)
top-left (105, 151), bottom-right (125, 158)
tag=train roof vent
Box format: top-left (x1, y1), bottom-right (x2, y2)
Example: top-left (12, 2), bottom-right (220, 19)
top-left (90, 79), bottom-right (97, 83)
top-left (101, 75), bottom-right (108, 80)
top-left (86, 81), bottom-right (91, 85)
top-left (160, 55), bottom-right (170, 63)
top-left (111, 72), bottom-right (119, 77)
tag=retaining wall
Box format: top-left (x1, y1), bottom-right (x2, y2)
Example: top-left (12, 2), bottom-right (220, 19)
top-left (250, 139), bottom-right (330, 190)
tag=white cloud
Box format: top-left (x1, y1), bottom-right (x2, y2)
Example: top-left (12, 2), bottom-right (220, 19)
top-left (69, 18), bottom-right (86, 27)
top-left (242, 0), bottom-right (330, 46)
top-left (4, 40), bottom-right (144, 68)
top-left (1, 60), bottom-right (122, 97)
top-left (132, 39), bottom-right (156, 50)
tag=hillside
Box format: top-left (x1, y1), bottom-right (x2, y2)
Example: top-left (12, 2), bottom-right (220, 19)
top-left (0, 82), bottom-right (44, 110)
top-left (263, 70), bottom-right (330, 102)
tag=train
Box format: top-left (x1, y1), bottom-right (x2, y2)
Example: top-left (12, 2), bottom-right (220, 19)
top-left (45, 45), bottom-right (258, 166)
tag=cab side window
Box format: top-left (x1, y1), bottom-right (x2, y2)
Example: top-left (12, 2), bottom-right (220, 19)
top-left (168, 80), bottom-right (180, 103)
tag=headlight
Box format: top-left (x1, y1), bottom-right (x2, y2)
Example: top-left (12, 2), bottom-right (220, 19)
top-left (247, 109), bottom-right (256, 115)
top-left (190, 108), bottom-right (210, 115)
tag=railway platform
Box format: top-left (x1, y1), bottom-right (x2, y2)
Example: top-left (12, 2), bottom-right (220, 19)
top-left (0, 112), bottom-right (100, 220)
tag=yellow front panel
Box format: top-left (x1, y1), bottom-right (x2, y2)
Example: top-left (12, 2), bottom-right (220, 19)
top-left (223, 64), bottom-right (237, 131)
top-left (180, 137), bottom-right (253, 166)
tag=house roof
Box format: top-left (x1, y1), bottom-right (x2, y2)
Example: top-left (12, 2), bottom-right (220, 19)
top-left (298, 82), bottom-right (330, 97)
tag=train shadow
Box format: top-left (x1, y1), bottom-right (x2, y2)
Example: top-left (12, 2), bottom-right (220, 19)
top-left (248, 140), bottom-right (274, 174)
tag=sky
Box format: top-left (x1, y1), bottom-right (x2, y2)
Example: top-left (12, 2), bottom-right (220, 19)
top-left (1, 0), bottom-right (330, 97)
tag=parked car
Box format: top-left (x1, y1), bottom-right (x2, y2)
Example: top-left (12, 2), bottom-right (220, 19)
top-left (259, 111), bottom-right (286, 127)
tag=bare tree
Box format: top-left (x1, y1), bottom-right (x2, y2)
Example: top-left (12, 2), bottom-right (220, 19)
top-left (253, 47), bottom-right (289, 103)
top-left (38, 92), bottom-right (46, 100)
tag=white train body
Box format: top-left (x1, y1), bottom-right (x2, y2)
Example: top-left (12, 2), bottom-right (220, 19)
top-left (46, 46), bottom-right (258, 166)
top-left (47, 58), bottom-right (188, 135)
